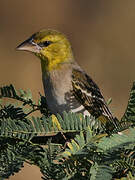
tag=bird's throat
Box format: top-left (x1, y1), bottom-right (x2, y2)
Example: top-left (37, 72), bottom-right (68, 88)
top-left (41, 59), bottom-right (62, 73)
top-left (40, 57), bottom-right (73, 73)
top-left (41, 59), bottom-right (49, 73)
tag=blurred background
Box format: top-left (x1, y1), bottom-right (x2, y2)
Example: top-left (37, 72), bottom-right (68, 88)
top-left (1, 0), bottom-right (135, 179)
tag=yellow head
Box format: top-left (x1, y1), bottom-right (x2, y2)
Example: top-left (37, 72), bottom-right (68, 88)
top-left (17, 29), bottom-right (74, 72)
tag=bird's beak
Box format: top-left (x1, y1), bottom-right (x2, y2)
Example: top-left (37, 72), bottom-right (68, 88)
top-left (16, 38), bottom-right (41, 53)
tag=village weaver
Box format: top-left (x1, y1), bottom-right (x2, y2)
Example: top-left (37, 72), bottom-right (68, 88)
top-left (17, 29), bottom-right (116, 127)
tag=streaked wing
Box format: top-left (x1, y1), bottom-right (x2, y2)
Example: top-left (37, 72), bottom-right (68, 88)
top-left (72, 68), bottom-right (114, 122)
top-left (65, 91), bottom-right (90, 116)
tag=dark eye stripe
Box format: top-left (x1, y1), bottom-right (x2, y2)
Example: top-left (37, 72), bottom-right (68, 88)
top-left (38, 41), bottom-right (52, 47)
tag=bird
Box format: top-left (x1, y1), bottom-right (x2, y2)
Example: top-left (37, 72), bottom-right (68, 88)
top-left (16, 29), bottom-right (116, 128)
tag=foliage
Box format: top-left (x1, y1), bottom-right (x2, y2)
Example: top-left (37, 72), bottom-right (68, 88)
top-left (0, 83), bottom-right (135, 179)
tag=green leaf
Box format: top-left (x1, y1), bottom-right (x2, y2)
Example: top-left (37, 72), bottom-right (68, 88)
top-left (90, 163), bottom-right (113, 180)
top-left (97, 128), bottom-right (135, 152)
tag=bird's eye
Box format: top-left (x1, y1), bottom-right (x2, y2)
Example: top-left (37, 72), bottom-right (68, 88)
top-left (38, 41), bottom-right (52, 47)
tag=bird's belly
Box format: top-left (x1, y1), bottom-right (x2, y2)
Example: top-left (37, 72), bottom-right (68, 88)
top-left (46, 92), bottom-right (90, 117)
top-left (42, 74), bottom-right (90, 116)
top-left (46, 93), bottom-right (71, 115)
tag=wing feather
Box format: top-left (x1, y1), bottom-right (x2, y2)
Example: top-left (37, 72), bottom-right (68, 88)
top-left (72, 68), bottom-right (114, 123)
